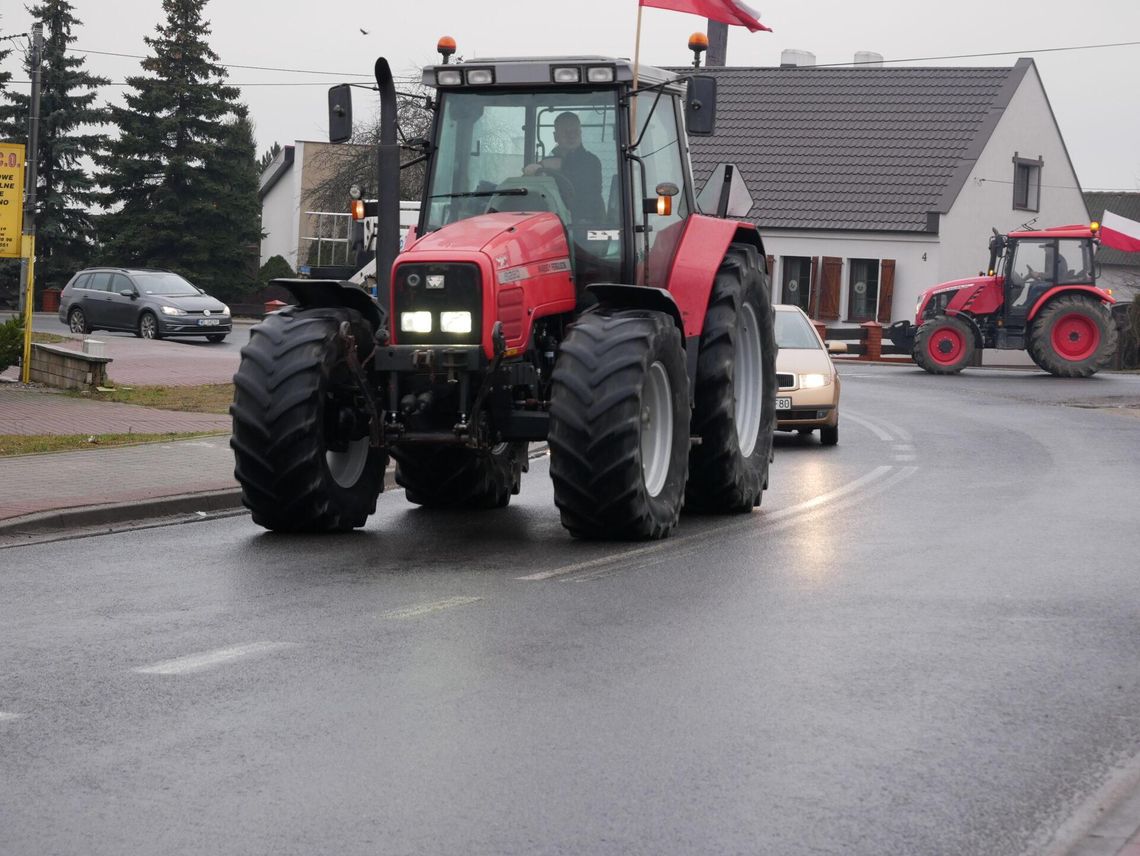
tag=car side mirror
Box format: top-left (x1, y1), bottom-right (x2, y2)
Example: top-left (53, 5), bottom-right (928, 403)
top-left (328, 84), bottom-right (353, 144)
top-left (119, 289), bottom-right (137, 299)
top-left (827, 341), bottom-right (847, 354)
top-left (685, 75), bottom-right (717, 136)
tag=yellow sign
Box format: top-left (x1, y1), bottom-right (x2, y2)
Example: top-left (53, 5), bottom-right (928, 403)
top-left (0, 143), bottom-right (27, 259)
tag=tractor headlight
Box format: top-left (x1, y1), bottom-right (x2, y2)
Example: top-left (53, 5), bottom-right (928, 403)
top-left (160, 305), bottom-right (186, 315)
top-left (440, 311), bottom-right (472, 334)
top-left (400, 311), bottom-right (433, 333)
top-left (799, 373), bottom-right (831, 389)
top-left (436, 69), bottom-right (462, 86)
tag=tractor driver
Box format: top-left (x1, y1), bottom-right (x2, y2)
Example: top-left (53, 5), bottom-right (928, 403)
top-left (524, 112), bottom-right (605, 222)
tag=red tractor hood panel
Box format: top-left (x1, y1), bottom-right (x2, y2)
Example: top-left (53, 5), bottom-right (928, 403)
top-left (916, 276), bottom-right (1002, 323)
top-left (403, 212), bottom-right (568, 258)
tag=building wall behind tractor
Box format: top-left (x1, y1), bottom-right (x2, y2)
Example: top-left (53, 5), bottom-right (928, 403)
top-left (938, 65), bottom-right (1089, 287)
top-left (762, 229), bottom-right (938, 325)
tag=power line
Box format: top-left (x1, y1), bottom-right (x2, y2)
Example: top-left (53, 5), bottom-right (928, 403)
top-left (812, 40), bottom-right (1140, 67)
top-left (72, 46), bottom-right (376, 78)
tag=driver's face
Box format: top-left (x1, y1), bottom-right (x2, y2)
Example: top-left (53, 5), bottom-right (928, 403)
top-left (554, 119), bottom-right (582, 149)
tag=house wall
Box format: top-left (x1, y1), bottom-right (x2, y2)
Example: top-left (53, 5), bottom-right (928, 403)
top-left (259, 149), bottom-right (300, 269)
top-left (938, 65), bottom-right (1089, 285)
top-left (761, 230), bottom-right (939, 325)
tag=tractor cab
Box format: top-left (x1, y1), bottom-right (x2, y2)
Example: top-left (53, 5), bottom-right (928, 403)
top-left (418, 55), bottom-right (703, 295)
top-left (996, 226), bottom-right (1097, 324)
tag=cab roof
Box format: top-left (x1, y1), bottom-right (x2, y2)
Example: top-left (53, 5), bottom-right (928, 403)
top-left (1008, 224), bottom-right (1096, 240)
top-left (422, 56), bottom-right (680, 91)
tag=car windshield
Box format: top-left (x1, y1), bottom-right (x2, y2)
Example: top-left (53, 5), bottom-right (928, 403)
top-left (131, 272), bottom-right (201, 296)
top-left (775, 309), bottom-right (822, 349)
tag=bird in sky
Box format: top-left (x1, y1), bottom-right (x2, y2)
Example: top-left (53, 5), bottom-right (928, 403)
top-left (359, 28), bottom-right (369, 35)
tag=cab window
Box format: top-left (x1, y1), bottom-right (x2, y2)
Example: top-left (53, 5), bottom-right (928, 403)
top-left (631, 91), bottom-right (688, 288)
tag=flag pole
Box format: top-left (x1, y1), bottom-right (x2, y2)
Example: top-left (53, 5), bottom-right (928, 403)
top-left (631, 2), bottom-right (643, 138)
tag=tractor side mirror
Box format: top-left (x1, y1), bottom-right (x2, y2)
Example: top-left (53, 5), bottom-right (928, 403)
top-left (328, 84), bottom-right (354, 144)
top-left (685, 75), bottom-right (717, 136)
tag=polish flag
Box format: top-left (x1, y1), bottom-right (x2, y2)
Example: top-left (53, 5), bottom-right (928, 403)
top-left (1100, 211), bottom-right (1140, 253)
top-left (639, 0), bottom-right (772, 32)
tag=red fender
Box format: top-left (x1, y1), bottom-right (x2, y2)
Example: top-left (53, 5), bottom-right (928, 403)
top-left (666, 214), bottom-right (763, 338)
top-left (1027, 285), bottom-right (1115, 321)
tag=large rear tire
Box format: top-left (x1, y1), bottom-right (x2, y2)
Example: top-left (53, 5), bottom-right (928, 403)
top-left (1027, 296), bottom-right (1117, 377)
top-left (913, 315), bottom-right (975, 374)
top-left (230, 307), bottom-right (386, 532)
top-left (549, 310), bottom-right (689, 540)
top-left (392, 442), bottom-right (526, 509)
top-left (686, 243), bottom-right (777, 513)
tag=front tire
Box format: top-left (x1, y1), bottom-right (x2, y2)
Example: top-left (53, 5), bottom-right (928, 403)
top-left (1027, 296), bottom-right (1117, 377)
top-left (820, 421), bottom-right (839, 446)
top-left (686, 243), bottom-right (777, 512)
top-left (913, 315), bottom-right (975, 374)
top-left (206, 333), bottom-right (227, 343)
top-left (230, 307), bottom-right (386, 532)
top-left (138, 311), bottom-right (162, 340)
top-left (549, 310), bottom-right (689, 540)
top-left (392, 442), bottom-right (526, 509)
top-left (68, 307), bottom-right (90, 335)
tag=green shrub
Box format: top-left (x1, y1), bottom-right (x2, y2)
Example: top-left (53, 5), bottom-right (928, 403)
top-left (258, 254), bottom-right (294, 284)
top-left (0, 315), bottom-right (25, 375)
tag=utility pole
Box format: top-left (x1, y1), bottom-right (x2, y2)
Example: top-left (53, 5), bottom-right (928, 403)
top-left (19, 22), bottom-right (43, 383)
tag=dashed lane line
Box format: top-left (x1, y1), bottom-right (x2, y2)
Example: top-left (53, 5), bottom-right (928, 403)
top-left (379, 596), bottom-right (483, 620)
top-left (519, 465), bottom-right (899, 582)
top-left (133, 641), bottom-right (299, 675)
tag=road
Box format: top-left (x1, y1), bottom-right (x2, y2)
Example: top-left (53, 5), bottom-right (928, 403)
top-left (3, 365), bottom-right (1140, 855)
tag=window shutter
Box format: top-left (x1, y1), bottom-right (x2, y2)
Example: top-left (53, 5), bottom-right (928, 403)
top-left (819, 257), bottom-right (842, 321)
top-left (808, 257), bottom-right (821, 318)
top-left (877, 259), bottom-right (896, 323)
top-left (765, 254), bottom-right (775, 278)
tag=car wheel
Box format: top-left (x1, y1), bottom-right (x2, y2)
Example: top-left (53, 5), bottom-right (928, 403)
top-left (138, 312), bottom-right (161, 340)
top-left (68, 307), bottom-right (90, 335)
top-left (206, 334), bottom-right (227, 343)
top-left (820, 421), bottom-right (839, 446)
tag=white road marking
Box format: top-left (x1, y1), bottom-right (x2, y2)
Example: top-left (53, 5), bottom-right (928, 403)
top-left (841, 410), bottom-right (895, 442)
top-left (133, 641), bottom-right (298, 675)
top-left (0, 711), bottom-right (24, 722)
top-left (894, 454), bottom-right (917, 462)
top-left (380, 596), bottom-right (483, 619)
top-left (520, 466), bottom-right (898, 582)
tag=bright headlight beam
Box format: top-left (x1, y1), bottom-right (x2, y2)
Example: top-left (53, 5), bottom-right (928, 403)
top-left (440, 311), bottom-right (472, 334)
top-left (799, 373), bottom-right (831, 389)
top-left (400, 311), bottom-right (433, 333)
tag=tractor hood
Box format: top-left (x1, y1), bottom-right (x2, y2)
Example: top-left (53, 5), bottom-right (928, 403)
top-left (915, 275), bottom-right (999, 323)
top-left (403, 211), bottom-right (569, 261)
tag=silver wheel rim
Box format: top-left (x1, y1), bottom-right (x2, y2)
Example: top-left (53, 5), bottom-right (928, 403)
top-left (327, 437), bottom-right (369, 488)
top-left (641, 360), bottom-right (673, 498)
top-left (141, 315), bottom-right (156, 338)
top-left (733, 302), bottom-right (762, 458)
top-left (70, 311), bottom-right (84, 333)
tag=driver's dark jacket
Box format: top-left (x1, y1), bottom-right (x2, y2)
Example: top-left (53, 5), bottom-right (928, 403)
top-left (550, 144), bottom-right (604, 222)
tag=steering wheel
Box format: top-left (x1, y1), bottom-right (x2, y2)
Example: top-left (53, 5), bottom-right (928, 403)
top-left (533, 167), bottom-right (575, 206)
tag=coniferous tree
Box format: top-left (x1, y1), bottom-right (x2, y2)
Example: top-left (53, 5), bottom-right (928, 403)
top-left (98, 0), bottom-right (260, 298)
top-left (257, 141), bottom-right (281, 173)
top-left (0, 2), bottom-right (109, 291)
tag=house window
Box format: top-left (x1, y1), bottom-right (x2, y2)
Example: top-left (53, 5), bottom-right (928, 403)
top-left (1013, 155), bottom-right (1042, 211)
top-left (847, 259), bottom-right (879, 322)
top-left (780, 256), bottom-right (811, 311)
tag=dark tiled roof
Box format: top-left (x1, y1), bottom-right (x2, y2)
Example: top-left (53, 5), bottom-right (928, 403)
top-left (672, 62), bottom-right (1029, 233)
top-left (1084, 191), bottom-right (1140, 267)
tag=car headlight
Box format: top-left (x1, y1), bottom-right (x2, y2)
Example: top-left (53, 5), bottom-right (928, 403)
top-left (440, 311), bottom-right (472, 334)
top-left (799, 373), bottom-right (832, 389)
top-left (221, 305), bottom-right (231, 316)
top-left (160, 305), bottom-right (186, 316)
top-left (400, 311), bottom-right (433, 333)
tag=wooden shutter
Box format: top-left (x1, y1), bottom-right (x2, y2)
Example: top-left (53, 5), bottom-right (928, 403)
top-left (877, 259), bottom-right (896, 323)
top-left (765, 254), bottom-right (775, 277)
top-left (808, 257), bottom-right (821, 318)
top-left (819, 257), bottom-right (842, 321)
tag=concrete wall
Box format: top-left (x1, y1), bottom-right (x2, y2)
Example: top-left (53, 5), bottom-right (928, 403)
top-left (30, 344), bottom-right (110, 390)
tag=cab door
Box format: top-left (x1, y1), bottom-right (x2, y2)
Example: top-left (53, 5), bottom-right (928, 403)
top-left (103, 273), bottom-right (140, 331)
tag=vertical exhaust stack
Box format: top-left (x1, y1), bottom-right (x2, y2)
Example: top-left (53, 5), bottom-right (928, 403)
top-left (706, 20), bottom-right (728, 67)
top-left (374, 58), bottom-right (400, 322)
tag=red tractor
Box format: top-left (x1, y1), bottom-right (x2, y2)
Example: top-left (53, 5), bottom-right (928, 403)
top-left (890, 223), bottom-right (1118, 377)
top-left (230, 38), bottom-right (778, 540)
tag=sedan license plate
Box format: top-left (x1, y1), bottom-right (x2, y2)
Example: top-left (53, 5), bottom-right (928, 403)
top-left (198, 319), bottom-right (220, 326)
top-left (775, 397), bottom-right (792, 410)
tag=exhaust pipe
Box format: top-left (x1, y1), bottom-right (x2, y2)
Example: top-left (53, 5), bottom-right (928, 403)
top-left (374, 58), bottom-right (400, 323)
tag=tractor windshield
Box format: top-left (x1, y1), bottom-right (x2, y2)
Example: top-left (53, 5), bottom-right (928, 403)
top-left (425, 89), bottom-right (624, 282)
top-left (1006, 238), bottom-right (1093, 286)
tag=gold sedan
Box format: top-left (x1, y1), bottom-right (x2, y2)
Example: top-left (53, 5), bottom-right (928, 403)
top-left (773, 304), bottom-right (841, 445)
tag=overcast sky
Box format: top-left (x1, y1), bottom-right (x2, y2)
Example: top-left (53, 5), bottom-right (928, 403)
top-left (3, 0), bottom-right (1139, 191)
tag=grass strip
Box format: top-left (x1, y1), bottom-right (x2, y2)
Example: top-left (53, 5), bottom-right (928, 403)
top-left (70, 383), bottom-right (235, 414)
top-left (0, 431), bottom-right (227, 457)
